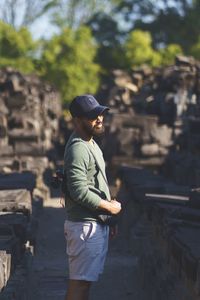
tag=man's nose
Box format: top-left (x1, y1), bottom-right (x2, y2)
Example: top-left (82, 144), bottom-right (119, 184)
top-left (97, 115), bottom-right (103, 122)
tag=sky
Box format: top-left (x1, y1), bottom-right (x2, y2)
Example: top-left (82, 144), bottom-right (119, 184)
top-left (30, 16), bottom-right (58, 40)
top-left (0, 0), bottom-right (114, 40)
top-left (0, 0), bottom-right (58, 40)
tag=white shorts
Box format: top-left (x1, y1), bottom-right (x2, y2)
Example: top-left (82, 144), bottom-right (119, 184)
top-left (64, 220), bottom-right (109, 282)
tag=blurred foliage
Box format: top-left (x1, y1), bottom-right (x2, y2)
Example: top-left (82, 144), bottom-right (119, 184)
top-left (97, 45), bottom-right (127, 70)
top-left (0, 21), bottom-right (36, 73)
top-left (114, 0), bottom-right (200, 53)
top-left (0, 0), bottom-right (200, 105)
top-left (51, 0), bottom-right (112, 29)
top-left (87, 12), bottom-right (127, 70)
top-left (112, 30), bottom-right (183, 69)
top-left (190, 36), bottom-right (200, 60)
top-left (123, 30), bottom-right (161, 68)
top-left (87, 12), bottom-right (121, 46)
top-left (38, 26), bottom-right (100, 104)
top-left (159, 44), bottom-right (183, 66)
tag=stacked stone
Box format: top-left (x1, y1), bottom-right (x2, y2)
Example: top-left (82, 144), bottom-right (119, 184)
top-left (0, 67), bottom-right (61, 158)
top-left (99, 56), bottom-right (200, 174)
top-left (100, 56), bottom-right (200, 299)
top-left (0, 67), bottom-right (62, 299)
top-left (102, 55), bottom-right (200, 119)
top-left (0, 175), bottom-right (41, 298)
top-left (118, 166), bottom-right (200, 300)
top-left (0, 67), bottom-right (62, 198)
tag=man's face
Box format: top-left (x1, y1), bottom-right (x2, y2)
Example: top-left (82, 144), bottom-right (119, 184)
top-left (80, 115), bottom-right (105, 137)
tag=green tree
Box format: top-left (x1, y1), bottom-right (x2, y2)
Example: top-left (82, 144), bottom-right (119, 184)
top-left (159, 44), bottom-right (183, 66)
top-left (51, 0), bottom-right (113, 29)
top-left (124, 30), bottom-right (161, 68)
top-left (40, 26), bottom-right (100, 104)
top-left (190, 36), bottom-right (200, 60)
top-left (114, 0), bottom-right (200, 52)
top-left (87, 12), bottom-right (126, 71)
top-left (0, 21), bottom-right (36, 73)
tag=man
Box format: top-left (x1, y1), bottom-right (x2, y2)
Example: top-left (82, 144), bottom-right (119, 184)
top-left (63, 94), bottom-right (121, 300)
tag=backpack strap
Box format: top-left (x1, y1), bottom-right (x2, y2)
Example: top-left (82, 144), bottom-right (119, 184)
top-left (83, 141), bottom-right (109, 187)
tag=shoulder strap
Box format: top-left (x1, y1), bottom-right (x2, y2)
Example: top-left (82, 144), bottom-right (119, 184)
top-left (83, 141), bottom-right (109, 187)
top-left (65, 138), bottom-right (109, 186)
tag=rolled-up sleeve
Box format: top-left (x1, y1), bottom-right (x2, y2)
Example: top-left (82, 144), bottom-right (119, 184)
top-left (65, 142), bottom-right (101, 210)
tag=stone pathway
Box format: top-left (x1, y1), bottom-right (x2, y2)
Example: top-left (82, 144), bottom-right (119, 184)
top-left (90, 236), bottom-right (138, 300)
top-left (29, 198), bottom-right (67, 300)
top-left (28, 190), bottom-right (139, 300)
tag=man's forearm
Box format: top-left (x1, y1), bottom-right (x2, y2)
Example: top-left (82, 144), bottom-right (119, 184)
top-left (98, 199), bottom-right (121, 215)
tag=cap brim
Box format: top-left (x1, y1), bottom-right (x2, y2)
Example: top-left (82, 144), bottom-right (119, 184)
top-left (85, 105), bottom-right (109, 119)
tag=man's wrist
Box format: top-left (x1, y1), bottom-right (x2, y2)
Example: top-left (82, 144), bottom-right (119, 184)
top-left (98, 199), bottom-right (111, 212)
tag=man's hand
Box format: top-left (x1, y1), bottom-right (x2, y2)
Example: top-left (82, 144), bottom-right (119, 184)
top-left (98, 199), bottom-right (121, 215)
top-left (109, 199), bottom-right (121, 214)
top-left (60, 197), bottom-right (65, 208)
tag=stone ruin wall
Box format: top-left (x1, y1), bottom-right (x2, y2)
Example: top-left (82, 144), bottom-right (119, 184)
top-left (59, 55), bottom-right (200, 299)
top-left (0, 67), bottom-right (62, 298)
top-left (100, 55), bottom-right (200, 181)
top-left (98, 55), bottom-right (200, 300)
top-left (1, 54), bottom-right (200, 298)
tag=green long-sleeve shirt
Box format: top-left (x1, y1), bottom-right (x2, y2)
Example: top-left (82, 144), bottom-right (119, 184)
top-left (63, 132), bottom-right (111, 221)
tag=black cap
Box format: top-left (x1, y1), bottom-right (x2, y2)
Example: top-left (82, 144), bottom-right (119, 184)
top-left (69, 94), bottom-right (109, 119)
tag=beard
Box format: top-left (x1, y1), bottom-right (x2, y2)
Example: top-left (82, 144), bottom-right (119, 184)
top-left (81, 119), bottom-right (105, 137)
top-left (92, 125), bottom-right (105, 137)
